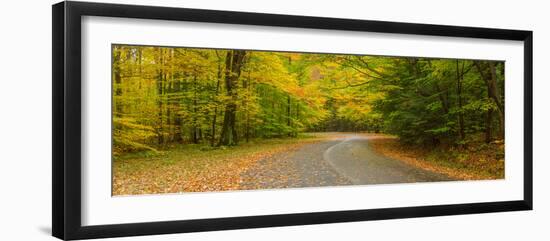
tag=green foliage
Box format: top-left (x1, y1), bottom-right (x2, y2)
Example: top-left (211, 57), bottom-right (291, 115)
top-left (373, 58), bottom-right (504, 146)
top-left (112, 44), bottom-right (505, 155)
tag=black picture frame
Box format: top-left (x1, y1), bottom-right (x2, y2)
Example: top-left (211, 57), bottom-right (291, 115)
top-left (52, 1), bottom-right (533, 240)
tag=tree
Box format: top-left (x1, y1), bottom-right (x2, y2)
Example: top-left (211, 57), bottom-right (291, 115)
top-left (218, 50), bottom-right (247, 146)
top-left (475, 61), bottom-right (504, 140)
top-left (111, 44), bottom-right (505, 155)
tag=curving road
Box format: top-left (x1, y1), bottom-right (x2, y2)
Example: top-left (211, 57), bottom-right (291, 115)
top-left (240, 133), bottom-right (453, 190)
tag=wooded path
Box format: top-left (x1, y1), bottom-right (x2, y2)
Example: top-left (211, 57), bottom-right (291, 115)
top-left (241, 133), bottom-right (453, 189)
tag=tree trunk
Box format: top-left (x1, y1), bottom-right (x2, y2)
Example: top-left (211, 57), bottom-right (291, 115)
top-left (167, 49), bottom-right (174, 142)
top-left (287, 95), bottom-right (292, 136)
top-left (475, 61), bottom-right (504, 140)
top-left (138, 48), bottom-right (142, 78)
top-left (435, 83), bottom-right (449, 114)
top-left (485, 109), bottom-right (493, 143)
top-left (489, 62), bottom-right (504, 139)
top-left (295, 102), bottom-right (300, 137)
top-left (456, 60), bottom-right (466, 146)
top-left (156, 48), bottom-right (165, 145)
top-left (173, 69), bottom-right (182, 142)
top-left (218, 50), bottom-right (247, 146)
top-left (211, 51), bottom-right (223, 146)
top-left (113, 47), bottom-right (123, 117)
top-left (192, 74), bottom-right (199, 144)
top-left (244, 71), bottom-right (250, 143)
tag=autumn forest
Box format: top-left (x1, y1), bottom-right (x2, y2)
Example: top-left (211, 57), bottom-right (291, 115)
top-left (112, 44), bottom-right (505, 195)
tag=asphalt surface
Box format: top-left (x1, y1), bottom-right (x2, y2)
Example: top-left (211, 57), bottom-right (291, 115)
top-left (240, 133), bottom-right (452, 190)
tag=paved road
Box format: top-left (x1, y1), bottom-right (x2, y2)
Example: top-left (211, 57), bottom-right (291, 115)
top-left (324, 135), bottom-right (452, 184)
top-left (240, 133), bottom-right (453, 190)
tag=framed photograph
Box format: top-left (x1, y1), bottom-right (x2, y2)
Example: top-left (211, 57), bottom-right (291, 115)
top-left (52, 1), bottom-right (533, 240)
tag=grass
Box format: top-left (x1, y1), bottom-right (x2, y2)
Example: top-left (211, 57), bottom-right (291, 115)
top-left (112, 134), bottom-right (327, 195)
top-left (368, 136), bottom-right (505, 180)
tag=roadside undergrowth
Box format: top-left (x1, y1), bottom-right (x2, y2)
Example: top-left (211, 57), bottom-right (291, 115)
top-left (368, 135), bottom-right (504, 180)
